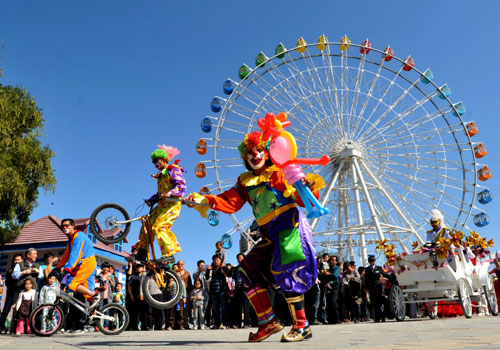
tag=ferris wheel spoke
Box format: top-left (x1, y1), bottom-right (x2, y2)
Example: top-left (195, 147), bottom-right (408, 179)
top-left (354, 64), bottom-right (405, 141)
top-left (319, 46), bottom-right (343, 128)
top-left (372, 152), bottom-right (474, 169)
top-left (357, 76), bottom-right (425, 143)
top-left (300, 51), bottom-right (337, 115)
top-left (380, 165), bottom-right (471, 221)
top-left (352, 56), bottom-right (387, 137)
top-left (362, 108), bottom-right (446, 146)
top-left (347, 52), bottom-right (370, 137)
top-left (253, 61), bottom-right (337, 137)
top-left (266, 57), bottom-right (326, 115)
top-left (377, 157), bottom-right (476, 189)
top-left (371, 89), bottom-right (442, 134)
top-left (380, 165), bottom-right (470, 209)
top-left (237, 74), bottom-right (302, 116)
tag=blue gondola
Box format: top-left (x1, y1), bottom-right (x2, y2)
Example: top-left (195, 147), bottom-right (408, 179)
top-left (210, 97), bottom-right (222, 113)
top-left (478, 189), bottom-right (493, 204)
top-left (452, 102), bottom-right (466, 117)
top-left (221, 233), bottom-right (233, 249)
top-left (421, 69), bottom-right (434, 84)
top-left (208, 210), bottom-right (220, 226)
top-left (223, 79), bottom-right (235, 95)
top-left (438, 84), bottom-right (451, 99)
top-left (473, 212), bottom-right (490, 227)
top-left (201, 117), bottom-right (212, 133)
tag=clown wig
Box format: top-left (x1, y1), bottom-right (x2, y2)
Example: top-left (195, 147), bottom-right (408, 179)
top-left (237, 131), bottom-right (269, 159)
top-left (151, 145), bottom-right (180, 162)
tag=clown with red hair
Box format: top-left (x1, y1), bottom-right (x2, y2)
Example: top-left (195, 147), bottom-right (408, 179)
top-left (187, 131), bottom-right (321, 342)
top-left (134, 145), bottom-right (186, 262)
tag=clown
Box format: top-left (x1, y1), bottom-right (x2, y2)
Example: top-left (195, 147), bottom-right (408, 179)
top-left (186, 131), bottom-right (320, 342)
top-left (426, 209), bottom-right (451, 244)
top-left (134, 145), bottom-right (186, 262)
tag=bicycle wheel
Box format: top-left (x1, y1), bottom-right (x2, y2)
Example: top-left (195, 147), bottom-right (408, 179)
top-left (29, 304), bottom-right (65, 337)
top-left (90, 203), bottom-right (131, 244)
top-left (142, 268), bottom-right (183, 309)
top-left (95, 303), bottom-right (129, 335)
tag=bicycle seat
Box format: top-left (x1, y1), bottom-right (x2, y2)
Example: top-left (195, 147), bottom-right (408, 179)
top-left (154, 256), bottom-right (176, 264)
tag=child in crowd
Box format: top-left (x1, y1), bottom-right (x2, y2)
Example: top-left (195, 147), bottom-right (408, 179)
top-left (113, 283), bottom-right (125, 306)
top-left (190, 279), bottom-right (205, 329)
top-left (214, 241), bottom-right (226, 265)
top-left (39, 273), bottom-right (60, 332)
top-left (13, 278), bottom-right (37, 336)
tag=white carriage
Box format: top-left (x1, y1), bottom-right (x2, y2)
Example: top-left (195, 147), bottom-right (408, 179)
top-left (389, 249), bottom-right (498, 320)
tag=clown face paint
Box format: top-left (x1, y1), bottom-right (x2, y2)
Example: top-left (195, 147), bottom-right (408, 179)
top-left (245, 146), bottom-right (267, 170)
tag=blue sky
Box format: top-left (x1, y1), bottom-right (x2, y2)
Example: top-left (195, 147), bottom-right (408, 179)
top-left (1, 1), bottom-right (499, 272)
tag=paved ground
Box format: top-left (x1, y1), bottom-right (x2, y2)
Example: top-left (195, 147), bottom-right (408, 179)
top-left (1, 315), bottom-right (499, 350)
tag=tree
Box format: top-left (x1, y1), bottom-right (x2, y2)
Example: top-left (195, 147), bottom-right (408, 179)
top-left (0, 81), bottom-right (56, 245)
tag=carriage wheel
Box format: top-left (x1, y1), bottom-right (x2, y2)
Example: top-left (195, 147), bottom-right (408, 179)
top-left (457, 278), bottom-right (473, 318)
top-left (389, 285), bottom-right (405, 321)
top-left (483, 283), bottom-right (499, 316)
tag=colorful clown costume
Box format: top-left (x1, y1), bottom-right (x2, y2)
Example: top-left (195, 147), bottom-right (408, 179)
top-left (55, 231), bottom-right (97, 293)
top-left (193, 164), bottom-right (318, 341)
top-left (135, 162), bottom-right (186, 257)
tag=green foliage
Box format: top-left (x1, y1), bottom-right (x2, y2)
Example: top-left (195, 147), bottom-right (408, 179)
top-left (0, 83), bottom-right (56, 245)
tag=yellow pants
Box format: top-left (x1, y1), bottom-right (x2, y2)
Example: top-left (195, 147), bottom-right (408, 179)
top-left (135, 200), bottom-right (182, 256)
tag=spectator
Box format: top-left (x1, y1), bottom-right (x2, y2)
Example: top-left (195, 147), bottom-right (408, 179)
top-left (192, 259), bottom-right (210, 327)
top-left (177, 260), bottom-right (193, 329)
top-left (358, 266), bottom-right (370, 321)
top-left (490, 258), bottom-right (500, 279)
top-left (109, 265), bottom-right (118, 287)
top-left (0, 254), bottom-right (23, 334)
top-left (215, 241), bottom-right (226, 265)
top-left (125, 259), bottom-right (137, 330)
top-left (342, 262), bottom-right (361, 323)
top-left (96, 262), bottom-right (115, 308)
top-left (137, 264), bottom-right (153, 331)
top-left (191, 279), bottom-right (205, 329)
top-left (39, 273), bottom-right (60, 333)
top-left (317, 253), bottom-right (330, 324)
top-left (13, 278), bottom-right (37, 336)
top-left (230, 253), bottom-right (250, 328)
top-left (365, 256), bottom-right (388, 322)
top-left (325, 255), bottom-right (340, 324)
top-left (206, 254), bottom-right (230, 329)
top-left (338, 261), bottom-right (346, 322)
top-left (12, 248), bottom-right (43, 291)
top-left (113, 283), bottom-right (125, 306)
top-left (127, 263), bottom-right (145, 330)
top-left (167, 264), bottom-right (187, 330)
top-left (146, 275), bottom-right (166, 331)
top-left (39, 252), bottom-right (59, 288)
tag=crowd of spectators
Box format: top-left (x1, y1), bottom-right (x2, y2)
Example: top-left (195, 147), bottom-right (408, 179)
top-left (124, 243), bottom-right (254, 331)
top-left (2, 246), bottom-right (499, 335)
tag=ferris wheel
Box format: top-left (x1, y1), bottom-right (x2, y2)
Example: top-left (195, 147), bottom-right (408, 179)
top-left (195, 34), bottom-right (493, 265)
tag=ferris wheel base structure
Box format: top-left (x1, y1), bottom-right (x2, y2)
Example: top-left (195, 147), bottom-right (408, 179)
top-left (195, 34), bottom-right (494, 266)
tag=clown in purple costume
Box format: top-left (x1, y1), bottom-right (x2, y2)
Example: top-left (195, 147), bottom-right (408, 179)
top-left (187, 131), bottom-right (324, 342)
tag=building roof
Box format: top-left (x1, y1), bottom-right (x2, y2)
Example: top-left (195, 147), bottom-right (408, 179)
top-left (5, 215), bottom-right (130, 258)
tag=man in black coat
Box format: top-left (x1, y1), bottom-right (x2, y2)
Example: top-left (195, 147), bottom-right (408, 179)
top-left (364, 256), bottom-right (387, 322)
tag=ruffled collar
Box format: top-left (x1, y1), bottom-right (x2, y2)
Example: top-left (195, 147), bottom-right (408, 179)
top-left (239, 165), bottom-right (279, 187)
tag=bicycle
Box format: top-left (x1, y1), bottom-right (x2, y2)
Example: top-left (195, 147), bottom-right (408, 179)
top-left (89, 198), bottom-right (205, 309)
top-left (29, 274), bottom-right (129, 336)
